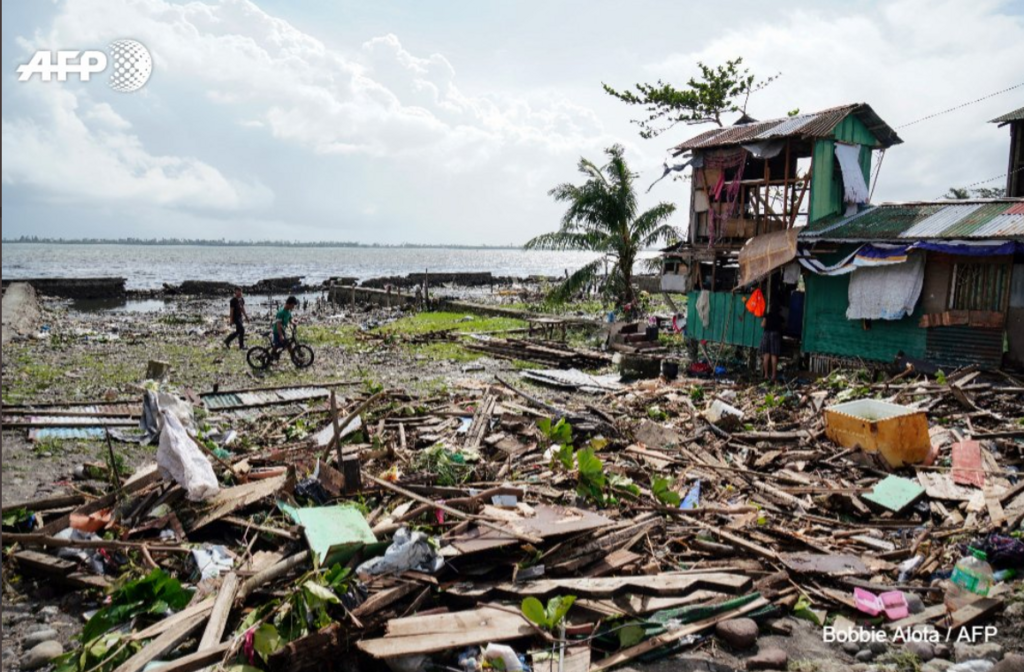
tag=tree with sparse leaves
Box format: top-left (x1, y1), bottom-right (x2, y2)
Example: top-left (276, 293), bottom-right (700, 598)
top-left (946, 186), bottom-right (1006, 199)
top-left (603, 58), bottom-right (778, 138)
top-left (525, 145), bottom-right (677, 307)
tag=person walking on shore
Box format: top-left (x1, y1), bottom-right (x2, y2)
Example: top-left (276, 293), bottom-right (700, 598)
top-left (224, 287), bottom-right (249, 350)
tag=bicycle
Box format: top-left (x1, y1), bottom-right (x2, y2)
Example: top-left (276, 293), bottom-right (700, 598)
top-left (246, 324), bottom-right (315, 370)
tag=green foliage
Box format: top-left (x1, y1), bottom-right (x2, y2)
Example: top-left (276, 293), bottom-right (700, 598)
top-left (757, 392), bottom-right (786, 413)
top-left (946, 186), bottom-right (1006, 199)
top-left (379, 312), bottom-right (527, 337)
top-left (284, 418), bottom-right (313, 441)
top-left (647, 406), bottom-right (668, 421)
top-left (651, 477), bottom-right (681, 507)
top-left (608, 473), bottom-right (640, 499)
top-left (523, 145), bottom-right (676, 307)
top-left (689, 385), bottom-right (705, 404)
top-left (521, 595), bottom-right (576, 631)
top-left (936, 369), bottom-right (947, 385)
top-left (252, 623), bottom-right (284, 664)
top-left (792, 595), bottom-right (822, 626)
top-left (552, 443), bottom-right (575, 471)
top-left (878, 649), bottom-right (923, 672)
top-left (603, 57), bottom-right (778, 137)
top-left (575, 447), bottom-right (607, 504)
top-left (83, 569), bottom-right (193, 642)
top-left (415, 444), bottom-right (473, 486)
top-left (538, 417), bottom-right (573, 446)
top-left (2, 507), bottom-right (32, 529)
top-left (618, 623), bottom-right (647, 649)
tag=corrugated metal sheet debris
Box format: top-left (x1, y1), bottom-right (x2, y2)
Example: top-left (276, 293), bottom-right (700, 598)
top-left (925, 326), bottom-right (1003, 370)
top-left (801, 199), bottom-right (1024, 241)
top-left (28, 427), bottom-right (108, 441)
top-left (200, 386), bottom-right (329, 410)
top-left (673, 103), bottom-right (902, 153)
top-left (990, 106), bottom-right (1024, 125)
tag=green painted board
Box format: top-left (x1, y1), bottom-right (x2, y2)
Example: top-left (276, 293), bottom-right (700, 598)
top-left (279, 502), bottom-right (378, 567)
top-left (863, 475), bottom-right (925, 513)
top-left (686, 291), bottom-right (763, 349)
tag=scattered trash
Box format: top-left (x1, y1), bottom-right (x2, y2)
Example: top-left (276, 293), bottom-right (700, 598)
top-left (156, 408), bottom-right (219, 501)
top-left (356, 527), bottom-right (443, 578)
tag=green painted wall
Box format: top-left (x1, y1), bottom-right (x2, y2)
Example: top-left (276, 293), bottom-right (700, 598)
top-left (808, 115), bottom-right (876, 223)
top-left (801, 271), bottom-right (927, 362)
top-left (687, 291), bottom-right (763, 349)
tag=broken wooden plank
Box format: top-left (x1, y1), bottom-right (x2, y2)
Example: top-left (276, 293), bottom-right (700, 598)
top-left (352, 581), bottom-right (420, 618)
top-left (188, 474), bottom-right (288, 532)
top-left (780, 552), bottom-right (871, 577)
top-left (360, 605), bottom-right (536, 658)
top-left (447, 572), bottom-right (751, 599)
top-left (950, 597), bottom-right (1003, 630)
top-left (113, 610), bottom-right (209, 672)
top-left (589, 596), bottom-right (769, 672)
top-left (198, 574), bottom-right (238, 651)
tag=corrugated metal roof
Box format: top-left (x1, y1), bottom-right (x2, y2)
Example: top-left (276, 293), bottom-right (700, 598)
top-left (800, 199), bottom-right (1024, 241)
top-left (990, 106), bottom-right (1024, 125)
top-left (29, 427), bottom-right (108, 441)
top-left (673, 103), bottom-right (902, 153)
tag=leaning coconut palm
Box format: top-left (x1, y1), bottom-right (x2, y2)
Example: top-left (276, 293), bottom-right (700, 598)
top-left (525, 145), bottom-right (677, 308)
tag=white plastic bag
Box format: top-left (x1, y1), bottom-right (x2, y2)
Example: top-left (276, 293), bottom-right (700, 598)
top-left (356, 527), bottom-right (443, 578)
top-left (483, 644), bottom-right (523, 672)
top-left (157, 409), bottom-right (219, 501)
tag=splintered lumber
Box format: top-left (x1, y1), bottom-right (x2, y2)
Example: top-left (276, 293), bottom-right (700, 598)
top-left (589, 595), bottom-right (770, 672)
top-left (780, 552), bottom-right (871, 577)
top-left (447, 572), bottom-right (751, 599)
top-left (112, 610), bottom-right (209, 672)
top-left (359, 605), bottom-right (537, 658)
top-left (198, 573), bottom-right (239, 651)
top-left (576, 590), bottom-right (731, 618)
top-left (267, 623), bottom-right (344, 672)
top-left (237, 551), bottom-right (310, 602)
top-left (188, 474), bottom-right (289, 532)
top-left (133, 641), bottom-right (233, 672)
top-left (533, 646), bottom-right (590, 672)
top-left (1, 494), bottom-right (87, 513)
top-left (949, 597), bottom-right (1004, 629)
top-left (351, 581), bottom-right (420, 618)
top-left (129, 599), bottom-right (215, 642)
top-left (366, 473), bottom-right (543, 544)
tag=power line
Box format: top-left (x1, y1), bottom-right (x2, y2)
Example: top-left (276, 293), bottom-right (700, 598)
top-left (896, 82), bottom-right (1024, 129)
top-left (933, 165), bottom-right (1024, 199)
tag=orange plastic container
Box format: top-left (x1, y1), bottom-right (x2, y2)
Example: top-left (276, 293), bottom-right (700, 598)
top-left (823, 399), bottom-right (930, 468)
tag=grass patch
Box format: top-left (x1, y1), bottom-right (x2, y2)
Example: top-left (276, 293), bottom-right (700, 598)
top-left (379, 312), bottom-right (526, 336)
top-left (1, 344), bottom-right (64, 403)
top-left (157, 314), bottom-right (204, 325)
top-left (303, 325), bottom-right (360, 348)
top-left (412, 342), bottom-right (483, 363)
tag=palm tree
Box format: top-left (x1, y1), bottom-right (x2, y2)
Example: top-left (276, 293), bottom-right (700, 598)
top-left (525, 144), bottom-right (677, 307)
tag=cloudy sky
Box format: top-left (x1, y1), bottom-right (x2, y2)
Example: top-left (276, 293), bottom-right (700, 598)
top-left (2, 0), bottom-right (1022, 244)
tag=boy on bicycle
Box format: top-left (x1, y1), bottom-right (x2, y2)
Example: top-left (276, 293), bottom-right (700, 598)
top-left (272, 296), bottom-right (299, 356)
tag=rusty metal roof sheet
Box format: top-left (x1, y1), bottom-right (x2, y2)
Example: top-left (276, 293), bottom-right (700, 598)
top-left (990, 106), bottom-right (1024, 125)
top-left (673, 103), bottom-right (902, 153)
top-left (800, 199), bottom-right (1024, 241)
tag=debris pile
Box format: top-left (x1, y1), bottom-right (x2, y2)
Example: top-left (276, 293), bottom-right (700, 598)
top-left (2, 362), bottom-right (1023, 672)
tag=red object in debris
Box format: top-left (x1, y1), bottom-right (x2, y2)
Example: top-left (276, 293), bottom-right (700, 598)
top-left (952, 440), bottom-right (985, 488)
top-left (688, 361), bottom-right (713, 377)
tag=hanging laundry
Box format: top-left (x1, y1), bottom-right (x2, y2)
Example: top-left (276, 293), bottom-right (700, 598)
top-left (846, 253), bottom-right (925, 321)
top-left (834, 143), bottom-right (869, 205)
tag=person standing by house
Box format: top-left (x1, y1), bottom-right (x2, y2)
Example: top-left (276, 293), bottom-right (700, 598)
top-left (224, 287), bottom-right (249, 350)
top-left (760, 302), bottom-right (783, 382)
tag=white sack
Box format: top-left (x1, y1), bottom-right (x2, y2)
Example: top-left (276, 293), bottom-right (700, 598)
top-left (157, 409), bottom-right (219, 501)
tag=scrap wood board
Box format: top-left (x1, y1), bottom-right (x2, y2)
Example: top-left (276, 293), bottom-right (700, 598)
top-left (780, 552), bottom-right (871, 577)
top-left (449, 504), bottom-right (612, 554)
top-left (446, 572), bottom-right (751, 599)
top-left (360, 605), bottom-right (534, 658)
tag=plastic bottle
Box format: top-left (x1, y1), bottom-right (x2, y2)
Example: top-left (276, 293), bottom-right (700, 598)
top-left (944, 547), bottom-right (994, 611)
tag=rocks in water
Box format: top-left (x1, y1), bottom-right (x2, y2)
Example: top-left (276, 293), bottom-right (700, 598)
top-left (746, 647), bottom-right (788, 670)
top-left (715, 618), bottom-right (759, 650)
top-left (992, 656), bottom-right (1024, 672)
top-left (955, 642), bottom-right (1004, 663)
top-left (907, 641), bottom-right (936, 662)
top-left (20, 640), bottom-right (63, 671)
top-left (22, 628), bottom-right (59, 649)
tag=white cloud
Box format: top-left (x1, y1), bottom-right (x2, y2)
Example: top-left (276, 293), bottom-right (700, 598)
top-left (645, 0), bottom-right (1024, 203)
top-left (2, 85), bottom-right (272, 210)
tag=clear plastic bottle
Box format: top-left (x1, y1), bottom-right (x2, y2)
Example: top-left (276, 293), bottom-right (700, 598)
top-left (944, 547), bottom-right (994, 611)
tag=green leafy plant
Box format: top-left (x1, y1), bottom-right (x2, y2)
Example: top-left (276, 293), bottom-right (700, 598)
top-left (2, 507), bottom-right (32, 529)
top-left (618, 623), bottom-right (646, 649)
top-left (552, 443), bottom-right (575, 471)
top-left (647, 406), bottom-right (668, 421)
top-left (651, 477), bottom-right (681, 507)
top-left (415, 444), bottom-right (473, 486)
top-left (521, 595), bottom-right (576, 631)
top-left (537, 417), bottom-right (573, 446)
top-left (936, 369), bottom-right (948, 385)
top-left (575, 448), bottom-right (607, 504)
top-left (689, 385), bottom-right (705, 404)
top-left (603, 57), bottom-right (779, 137)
